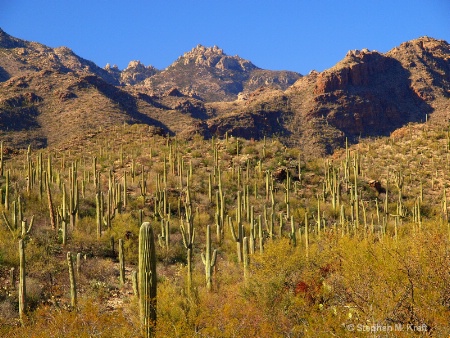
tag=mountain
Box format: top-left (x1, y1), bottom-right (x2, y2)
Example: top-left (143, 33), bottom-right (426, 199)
top-left (386, 37), bottom-right (450, 117)
top-left (204, 36), bottom-right (450, 156)
top-left (0, 28), bottom-right (449, 157)
top-left (0, 28), bottom-right (207, 147)
top-left (141, 44), bottom-right (301, 101)
top-left (0, 28), bottom-right (120, 85)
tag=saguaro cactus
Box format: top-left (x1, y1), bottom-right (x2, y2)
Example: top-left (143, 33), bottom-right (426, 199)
top-left (19, 239), bottom-right (26, 323)
top-left (0, 141), bottom-right (3, 177)
top-left (67, 252), bottom-right (77, 308)
top-left (132, 270), bottom-right (139, 297)
top-left (119, 238), bottom-right (125, 285)
top-left (229, 216), bottom-right (243, 262)
top-left (201, 224), bottom-right (217, 291)
top-left (180, 206), bottom-right (195, 293)
top-left (289, 215), bottom-right (297, 247)
top-left (46, 174), bottom-right (56, 231)
top-left (95, 192), bottom-right (102, 239)
top-left (243, 236), bottom-right (249, 283)
top-left (4, 169), bottom-right (9, 211)
top-left (68, 163), bottom-right (79, 230)
top-left (139, 222), bottom-right (157, 338)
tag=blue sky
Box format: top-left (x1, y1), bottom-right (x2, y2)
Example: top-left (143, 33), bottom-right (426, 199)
top-left (1, 1), bottom-right (449, 74)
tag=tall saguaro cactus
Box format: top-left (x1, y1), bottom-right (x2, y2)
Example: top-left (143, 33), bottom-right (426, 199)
top-left (67, 252), bottom-right (77, 308)
top-left (19, 239), bottom-right (26, 323)
top-left (68, 163), bottom-right (79, 230)
top-left (0, 141), bottom-right (3, 177)
top-left (5, 169), bottom-right (9, 211)
top-left (229, 216), bottom-right (243, 262)
top-left (139, 222), bottom-right (157, 338)
top-left (119, 238), bottom-right (125, 285)
top-left (243, 236), bottom-right (249, 283)
top-left (46, 173), bottom-right (56, 231)
top-left (180, 206), bottom-right (195, 293)
top-left (201, 224), bottom-right (217, 291)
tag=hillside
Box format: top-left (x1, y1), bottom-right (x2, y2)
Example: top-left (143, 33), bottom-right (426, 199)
top-left (0, 120), bottom-right (450, 336)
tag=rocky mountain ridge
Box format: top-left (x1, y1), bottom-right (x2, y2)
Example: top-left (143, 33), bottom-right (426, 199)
top-left (0, 28), bottom-right (449, 158)
top-left (204, 36), bottom-right (449, 156)
top-left (1, 28), bottom-right (300, 101)
top-left (0, 28), bottom-right (120, 85)
top-left (105, 60), bottom-right (159, 86)
top-left (278, 37), bottom-right (450, 151)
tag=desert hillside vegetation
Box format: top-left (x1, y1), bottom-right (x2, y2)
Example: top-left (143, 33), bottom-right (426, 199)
top-left (0, 121), bottom-right (450, 337)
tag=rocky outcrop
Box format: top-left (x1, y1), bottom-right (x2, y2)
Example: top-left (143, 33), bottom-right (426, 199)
top-left (314, 50), bottom-right (393, 94)
top-left (387, 36), bottom-right (450, 104)
top-left (301, 47), bottom-right (434, 139)
top-left (180, 45), bottom-right (257, 72)
top-left (119, 60), bottom-right (159, 85)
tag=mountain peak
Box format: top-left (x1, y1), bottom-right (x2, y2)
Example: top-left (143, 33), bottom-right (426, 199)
top-left (185, 44), bottom-right (225, 58)
top-left (0, 27), bottom-right (27, 48)
top-left (389, 36), bottom-right (450, 60)
top-left (125, 60), bottom-right (158, 72)
top-left (173, 44), bottom-right (258, 72)
top-left (118, 60), bottom-right (159, 85)
top-left (126, 60), bottom-right (145, 70)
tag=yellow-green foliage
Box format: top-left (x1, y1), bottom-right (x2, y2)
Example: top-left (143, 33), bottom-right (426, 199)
top-left (2, 299), bottom-right (141, 338)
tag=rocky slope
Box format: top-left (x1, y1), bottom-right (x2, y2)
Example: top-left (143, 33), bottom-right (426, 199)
top-left (386, 36), bottom-right (450, 119)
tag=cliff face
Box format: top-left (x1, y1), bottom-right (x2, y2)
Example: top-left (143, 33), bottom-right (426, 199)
top-left (314, 50), bottom-right (393, 93)
top-left (308, 49), bottom-right (429, 137)
top-left (387, 36), bottom-right (450, 116)
top-left (303, 37), bottom-right (450, 139)
top-left (314, 37), bottom-right (450, 103)
top-left (227, 36), bottom-right (449, 156)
